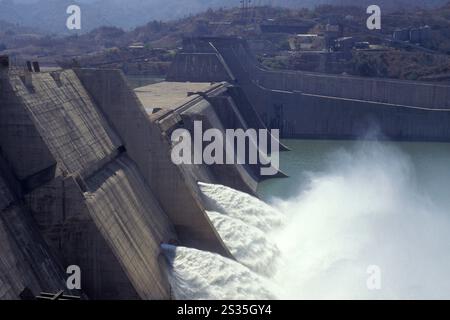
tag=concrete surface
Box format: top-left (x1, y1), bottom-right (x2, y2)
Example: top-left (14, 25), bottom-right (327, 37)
top-left (135, 81), bottom-right (219, 113)
top-left (0, 60), bottom-right (285, 299)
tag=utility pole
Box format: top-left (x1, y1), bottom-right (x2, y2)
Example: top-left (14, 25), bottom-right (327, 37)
top-left (240, 0), bottom-right (252, 22)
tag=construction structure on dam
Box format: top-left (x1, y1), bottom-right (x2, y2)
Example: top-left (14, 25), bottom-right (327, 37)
top-left (1, 36), bottom-right (450, 299)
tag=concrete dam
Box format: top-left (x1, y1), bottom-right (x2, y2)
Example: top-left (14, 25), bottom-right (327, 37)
top-left (0, 56), bottom-right (283, 299)
top-left (1, 35), bottom-right (450, 300)
top-left (168, 37), bottom-right (450, 141)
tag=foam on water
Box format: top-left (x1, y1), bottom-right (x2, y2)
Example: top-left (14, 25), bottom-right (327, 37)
top-left (206, 210), bottom-right (280, 276)
top-left (164, 141), bottom-right (450, 299)
top-left (161, 244), bottom-right (276, 300)
top-left (198, 182), bottom-right (283, 232)
top-left (270, 141), bottom-right (450, 299)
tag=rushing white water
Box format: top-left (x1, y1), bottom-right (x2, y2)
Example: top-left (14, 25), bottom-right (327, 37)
top-left (164, 141), bottom-right (450, 299)
top-left (198, 182), bottom-right (283, 232)
top-left (161, 244), bottom-right (276, 300)
top-left (206, 210), bottom-right (279, 276)
top-left (271, 141), bottom-right (450, 299)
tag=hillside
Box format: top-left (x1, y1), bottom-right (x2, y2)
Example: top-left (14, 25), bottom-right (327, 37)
top-left (0, 0), bottom-right (448, 34)
top-left (1, 3), bottom-right (450, 82)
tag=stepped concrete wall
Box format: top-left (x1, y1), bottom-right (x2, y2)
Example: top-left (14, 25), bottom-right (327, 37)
top-left (76, 69), bottom-right (242, 256)
top-left (9, 70), bottom-right (121, 176)
top-left (1, 68), bottom-right (177, 299)
top-left (147, 92), bottom-right (257, 253)
top-left (25, 174), bottom-right (143, 300)
top-left (0, 205), bottom-right (66, 299)
top-left (84, 155), bottom-right (175, 300)
top-left (1, 63), bottom-right (285, 299)
top-left (179, 96), bottom-right (259, 194)
top-left (0, 169), bottom-right (67, 299)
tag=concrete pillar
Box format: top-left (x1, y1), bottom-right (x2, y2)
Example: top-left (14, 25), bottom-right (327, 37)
top-left (32, 61), bottom-right (40, 73)
top-left (0, 55), bottom-right (8, 69)
top-left (26, 61), bottom-right (33, 72)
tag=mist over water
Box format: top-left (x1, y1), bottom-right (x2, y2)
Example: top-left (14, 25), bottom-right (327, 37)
top-left (270, 141), bottom-right (450, 299)
top-left (163, 140), bottom-right (450, 299)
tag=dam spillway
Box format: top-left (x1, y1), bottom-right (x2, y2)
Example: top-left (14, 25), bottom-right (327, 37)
top-left (0, 61), bottom-right (278, 299)
top-left (1, 36), bottom-right (450, 300)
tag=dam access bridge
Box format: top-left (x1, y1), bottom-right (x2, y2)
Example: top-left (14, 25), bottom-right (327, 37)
top-left (168, 37), bottom-right (450, 141)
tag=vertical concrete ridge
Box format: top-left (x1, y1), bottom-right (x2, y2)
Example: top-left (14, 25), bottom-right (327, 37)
top-left (0, 172), bottom-right (67, 299)
top-left (75, 68), bottom-right (234, 258)
top-left (0, 73), bottom-right (57, 182)
top-left (9, 70), bottom-right (122, 176)
top-left (84, 155), bottom-right (176, 300)
top-left (2, 64), bottom-right (288, 299)
top-left (2, 68), bottom-right (180, 299)
top-left (26, 173), bottom-right (143, 300)
top-left (179, 95), bottom-right (260, 193)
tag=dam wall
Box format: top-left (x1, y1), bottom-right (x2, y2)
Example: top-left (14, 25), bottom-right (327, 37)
top-left (76, 69), bottom-right (283, 257)
top-left (257, 71), bottom-right (450, 110)
top-left (75, 69), bottom-right (233, 257)
top-left (179, 95), bottom-right (259, 193)
top-left (1, 68), bottom-right (177, 299)
top-left (250, 88), bottom-right (450, 140)
top-left (84, 155), bottom-right (175, 299)
top-left (167, 53), bottom-right (234, 83)
top-left (168, 37), bottom-right (450, 141)
top-left (215, 38), bottom-right (450, 110)
top-left (8, 70), bottom-right (122, 176)
top-left (0, 170), bottom-right (67, 299)
top-left (25, 173), bottom-right (147, 300)
top-left (0, 74), bottom-right (56, 185)
top-left (1, 61), bottom-right (285, 299)
top-left (0, 71), bottom-right (67, 299)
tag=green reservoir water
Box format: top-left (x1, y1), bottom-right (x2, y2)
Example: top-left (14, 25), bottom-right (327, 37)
top-left (258, 139), bottom-right (450, 204)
